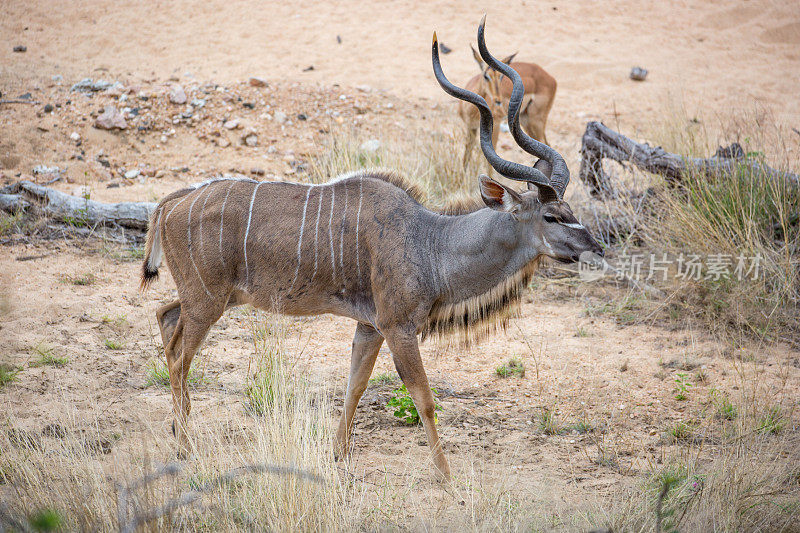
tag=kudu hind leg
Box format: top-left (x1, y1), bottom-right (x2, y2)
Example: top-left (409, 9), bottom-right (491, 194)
top-left (166, 303), bottom-right (225, 458)
top-left (384, 329), bottom-right (451, 482)
top-left (334, 323), bottom-right (384, 460)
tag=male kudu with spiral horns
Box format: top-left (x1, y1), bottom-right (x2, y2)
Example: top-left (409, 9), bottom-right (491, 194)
top-left (140, 17), bottom-right (602, 481)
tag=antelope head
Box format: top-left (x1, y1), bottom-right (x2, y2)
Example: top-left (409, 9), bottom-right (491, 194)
top-left (470, 43), bottom-right (516, 112)
top-left (434, 17), bottom-right (604, 264)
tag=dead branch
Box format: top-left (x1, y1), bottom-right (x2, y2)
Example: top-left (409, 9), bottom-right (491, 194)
top-left (0, 180), bottom-right (156, 231)
top-left (579, 121), bottom-right (799, 198)
top-left (117, 461), bottom-right (321, 533)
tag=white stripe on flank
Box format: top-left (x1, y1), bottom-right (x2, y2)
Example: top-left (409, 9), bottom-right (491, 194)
top-left (561, 222), bottom-right (585, 230)
top-left (243, 181), bottom-right (262, 289)
top-left (218, 181), bottom-right (235, 268)
top-left (339, 181), bottom-right (348, 272)
top-left (288, 186), bottom-right (313, 292)
top-left (311, 187), bottom-right (324, 281)
top-left (187, 189), bottom-right (213, 298)
top-left (328, 185), bottom-right (336, 282)
top-left (197, 182), bottom-right (215, 263)
top-left (165, 192), bottom-right (191, 224)
top-left (355, 175), bottom-right (363, 286)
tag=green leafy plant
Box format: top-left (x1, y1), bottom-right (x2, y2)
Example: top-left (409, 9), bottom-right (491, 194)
top-left (0, 363), bottom-right (19, 389)
top-left (29, 343), bottom-right (68, 368)
top-left (387, 384), bottom-right (440, 425)
top-left (103, 339), bottom-right (124, 350)
top-left (674, 372), bottom-right (691, 401)
top-left (495, 358), bottom-right (525, 378)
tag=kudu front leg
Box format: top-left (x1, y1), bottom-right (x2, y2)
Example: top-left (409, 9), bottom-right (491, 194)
top-left (383, 328), bottom-right (451, 482)
top-left (334, 322), bottom-right (384, 460)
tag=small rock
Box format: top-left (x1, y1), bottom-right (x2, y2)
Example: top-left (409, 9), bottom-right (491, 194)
top-left (355, 84), bottom-right (372, 93)
top-left (52, 74), bottom-right (63, 83)
top-left (630, 67), bottom-right (648, 81)
top-left (124, 169), bottom-right (140, 179)
top-left (273, 111), bottom-right (287, 124)
top-left (250, 167), bottom-right (265, 175)
top-left (244, 133), bottom-right (258, 147)
top-left (33, 165), bottom-right (62, 175)
top-left (297, 113), bottom-right (307, 121)
top-left (95, 105), bottom-right (127, 130)
top-left (154, 170), bottom-right (166, 179)
top-left (169, 84), bottom-right (187, 104)
top-left (243, 102), bottom-right (255, 109)
top-left (223, 119), bottom-right (240, 129)
top-left (43, 104), bottom-right (54, 113)
top-left (249, 77), bottom-right (268, 87)
top-left (359, 139), bottom-right (380, 152)
top-left (218, 137), bottom-right (231, 148)
top-left (13, 45), bottom-right (27, 53)
top-left (302, 65), bottom-right (315, 71)
top-left (191, 98), bottom-right (205, 108)
top-left (71, 78), bottom-right (118, 93)
top-left (70, 132), bottom-right (81, 143)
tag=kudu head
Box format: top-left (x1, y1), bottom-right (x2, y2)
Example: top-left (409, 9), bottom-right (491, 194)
top-left (470, 43), bottom-right (516, 112)
top-left (433, 17), bottom-right (604, 264)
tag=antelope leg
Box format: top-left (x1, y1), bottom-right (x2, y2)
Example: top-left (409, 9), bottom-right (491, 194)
top-left (384, 328), bottom-right (451, 482)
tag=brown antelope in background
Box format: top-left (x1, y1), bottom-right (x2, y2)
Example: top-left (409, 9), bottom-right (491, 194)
top-left (459, 40), bottom-right (557, 164)
top-left (139, 18), bottom-right (602, 482)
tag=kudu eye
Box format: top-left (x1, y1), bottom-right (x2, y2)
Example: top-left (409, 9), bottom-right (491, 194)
top-left (543, 214), bottom-right (558, 224)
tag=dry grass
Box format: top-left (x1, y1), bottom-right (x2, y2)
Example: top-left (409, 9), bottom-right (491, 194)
top-left (306, 124), bottom-right (483, 209)
top-left (591, 106), bottom-right (800, 343)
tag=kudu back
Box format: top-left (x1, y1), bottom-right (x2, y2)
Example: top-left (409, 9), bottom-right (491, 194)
top-left (141, 19), bottom-right (602, 481)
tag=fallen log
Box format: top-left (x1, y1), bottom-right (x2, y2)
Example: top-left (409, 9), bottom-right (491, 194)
top-left (0, 180), bottom-right (156, 231)
top-left (579, 121), bottom-right (799, 198)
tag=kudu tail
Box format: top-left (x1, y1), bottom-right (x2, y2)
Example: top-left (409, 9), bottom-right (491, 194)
top-left (140, 207), bottom-right (163, 291)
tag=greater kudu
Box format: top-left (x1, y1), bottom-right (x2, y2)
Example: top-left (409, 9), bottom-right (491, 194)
top-left (140, 19), bottom-right (602, 481)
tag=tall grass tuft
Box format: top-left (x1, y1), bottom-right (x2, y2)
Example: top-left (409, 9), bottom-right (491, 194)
top-left (636, 108), bottom-right (800, 340)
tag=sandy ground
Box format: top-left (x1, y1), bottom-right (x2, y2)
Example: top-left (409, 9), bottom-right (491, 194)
top-left (1, 0), bottom-right (800, 527)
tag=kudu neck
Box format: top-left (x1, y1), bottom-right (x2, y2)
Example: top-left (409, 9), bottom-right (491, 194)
top-left (427, 208), bottom-right (538, 303)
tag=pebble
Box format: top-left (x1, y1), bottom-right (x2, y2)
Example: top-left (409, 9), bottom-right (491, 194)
top-left (359, 139), bottom-right (381, 152)
top-left (124, 169), bottom-right (140, 179)
top-left (43, 104), bottom-right (54, 113)
top-left (249, 77), bottom-right (268, 87)
top-left (355, 84), bottom-right (372, 93)
top-left (69, 132), bottom-right (81, 143)
top-left (95, 105), bottom-right (127, 130)
top-left (13, 45), bottom-right (27, 53)
top-left (218, 138), bottom-right (231, 148)
top-left (154, 170), bottom-right (166, 179)
top-left (223, 119), bottom-right (240, 129)
top-left (191, 98), bottom-right (205, 108)
top-left (244, 133), bottom-right (258, 147)
top-left (630, 67), bottom-right (648, 81)
top-left (169, 84), bottom-right (187, 104)
top-left (273, 111), bottom-right (287, 124)
top-left (71, 78), bottom-right (119, 93)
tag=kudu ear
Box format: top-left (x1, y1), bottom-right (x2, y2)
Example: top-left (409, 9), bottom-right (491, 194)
top-left (502, 52), bottom-right (518, 64)
top-left (470, 44), bottom-right (485, 69)
top-left (527, 158), bottom-right (553, 191)
top-left (479, 175), bottom-right (522, 212)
